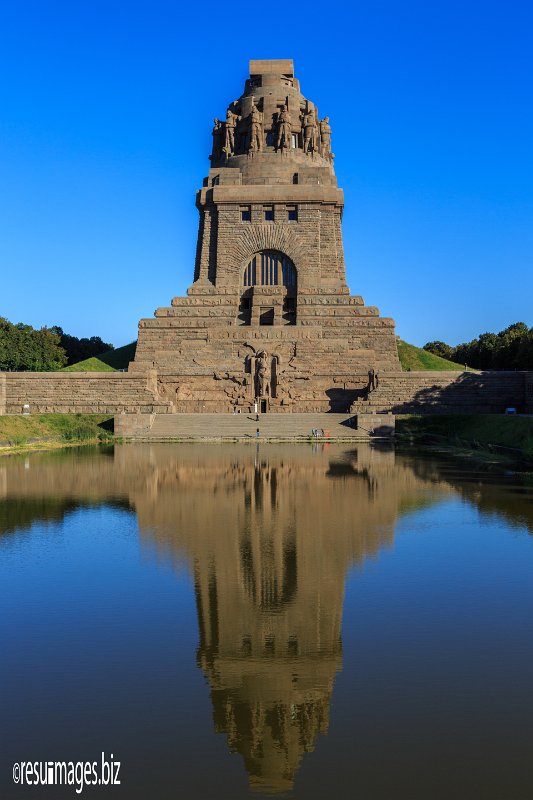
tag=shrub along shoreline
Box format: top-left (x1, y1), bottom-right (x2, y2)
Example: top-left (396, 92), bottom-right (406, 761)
top-left (396, 414), bottom-right (533, 465)
top-left (0, 414), bottom-right (114, 454)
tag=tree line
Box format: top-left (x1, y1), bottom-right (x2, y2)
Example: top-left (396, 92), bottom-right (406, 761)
top-left (0, 317), bottom-right (113, 371)
top-left (424, 322), bottom-right (533, 370)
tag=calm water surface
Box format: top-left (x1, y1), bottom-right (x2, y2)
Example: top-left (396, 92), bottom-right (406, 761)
top-left (1, 443), bottom-right (533, 799)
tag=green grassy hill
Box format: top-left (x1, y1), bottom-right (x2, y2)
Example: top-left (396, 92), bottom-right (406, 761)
top-left (397, 340), bottom-right (464, 371)
top-left (61, 341), bottom-right (137, 372)
top-left (61, 339), bottom-right (462, 374)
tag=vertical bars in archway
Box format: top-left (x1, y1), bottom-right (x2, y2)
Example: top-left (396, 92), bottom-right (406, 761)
top-left (243, 251), bottom-right (296, 288)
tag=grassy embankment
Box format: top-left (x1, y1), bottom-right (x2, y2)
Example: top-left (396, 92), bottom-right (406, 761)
top-left (397, 340), bottom-right (464, 371)
top-left (397, 414), bottom-right (533, 464)
top-left (0, 414), bottom-right (113, 454)
top-left (60, 341), bottom-right (137, 372)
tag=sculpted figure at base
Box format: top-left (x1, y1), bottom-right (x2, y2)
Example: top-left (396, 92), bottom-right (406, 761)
top-left (256, 351), bottom-right (270, 397)
top-left (276, 105), bottom-right (292, 151)
top-left (249, 100), bottom-right (263, 152)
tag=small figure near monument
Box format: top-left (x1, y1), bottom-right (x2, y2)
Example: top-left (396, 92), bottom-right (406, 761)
top-left (224, 108), bottom-right (239, 156)
top-left (249, 100), bottom-right (263, 152)
top-left (368, 368), bottom-right (379, 393)
top-left (211, 118), bottom-right (224, 161)
top-left (276, 105), bottom-right (292, 151)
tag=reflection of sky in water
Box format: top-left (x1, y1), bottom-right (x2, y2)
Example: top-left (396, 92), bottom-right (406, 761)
top-left (1, 444), bottom-right (533, 799)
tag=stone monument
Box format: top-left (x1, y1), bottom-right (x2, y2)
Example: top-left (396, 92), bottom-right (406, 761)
top-left (130, 58), bottom-right (401, 412)
top-left (1, 60), bottom-right (528, 419)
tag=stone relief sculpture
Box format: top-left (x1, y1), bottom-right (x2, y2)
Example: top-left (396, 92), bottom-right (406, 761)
top-left (302, 109), bottom-right (317, 154)
top-left (276, 105), bottom-right (292, 151)
top-left (224, 109), bottom-right (239, 157)
top-left (319, 116), bottom-right (332, 159)
top-left (249, 100), bottom-right (263, 152)
top-left (211, 118), bottom-right (224, 161)
top-left (271, 354), bottom-right (280, 399)
top-left (256, 351), bottom-right (270, 397)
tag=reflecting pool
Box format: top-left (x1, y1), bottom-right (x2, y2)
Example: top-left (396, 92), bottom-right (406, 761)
top-left (1, 443), bottom-right (533, 798)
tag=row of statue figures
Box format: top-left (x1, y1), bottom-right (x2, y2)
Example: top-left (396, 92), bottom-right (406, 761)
top-left (211, 100), bottom-right (332, 161)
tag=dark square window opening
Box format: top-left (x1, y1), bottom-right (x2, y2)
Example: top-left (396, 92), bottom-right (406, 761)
top-left (287, 206), bottom-right (298, 222)
top-left (264, 207), bottom-right (274, 222)
top-left (260, 307), bottom-right (274, 326)
top-left (240, 206), bottom-right (251, 222)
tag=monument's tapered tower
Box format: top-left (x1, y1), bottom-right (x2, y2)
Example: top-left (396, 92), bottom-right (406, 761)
top-left (132, 59), bottom-right (400, 412)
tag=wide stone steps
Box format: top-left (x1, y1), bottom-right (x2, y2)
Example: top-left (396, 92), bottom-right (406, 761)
top-left (145, 413), bottom-right (361, 440)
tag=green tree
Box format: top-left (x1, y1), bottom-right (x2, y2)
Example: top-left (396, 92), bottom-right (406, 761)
top-left (0, 317), bottom-right (67, 371)
top-left (423, 341), bottom-right (454, 360)
top-left (50, 326), bottom-right (113, 366)
top-left (493, 322), bottom-right (529, 369)
top-left (427, 322), bottom-right (533, 370)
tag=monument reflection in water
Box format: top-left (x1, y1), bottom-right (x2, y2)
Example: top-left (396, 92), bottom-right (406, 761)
top-left (2, 443), bottom-right (532, 797)
top-left (136, 444), bottom-right (441, 793)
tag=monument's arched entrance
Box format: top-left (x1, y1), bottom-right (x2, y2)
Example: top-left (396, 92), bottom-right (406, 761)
top-left (239, 250), bottom-right (297, 325)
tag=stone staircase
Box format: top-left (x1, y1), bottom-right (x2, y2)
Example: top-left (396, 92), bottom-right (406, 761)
top-left (141, 413), bottom-right (365, 440)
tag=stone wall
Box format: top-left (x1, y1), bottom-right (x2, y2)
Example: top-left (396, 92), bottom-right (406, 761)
top-left (1, 369), bottom-right (527, 417)
top-left (114, 412), bottom-right (155, 436)
top-left (0, 371), bottom-right (166, 415)
top-left (350, 371), bottom-right (527, 415)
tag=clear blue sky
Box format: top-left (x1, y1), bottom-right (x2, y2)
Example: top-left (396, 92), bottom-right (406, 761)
top-left (1, 0), bottom-right (532, 348)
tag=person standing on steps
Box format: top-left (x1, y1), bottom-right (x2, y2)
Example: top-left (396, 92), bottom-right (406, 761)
top-left (256, 428), bottom-right (260, 439)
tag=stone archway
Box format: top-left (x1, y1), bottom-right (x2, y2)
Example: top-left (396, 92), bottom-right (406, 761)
top-left (239, 251), bottom-right (297, 326)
